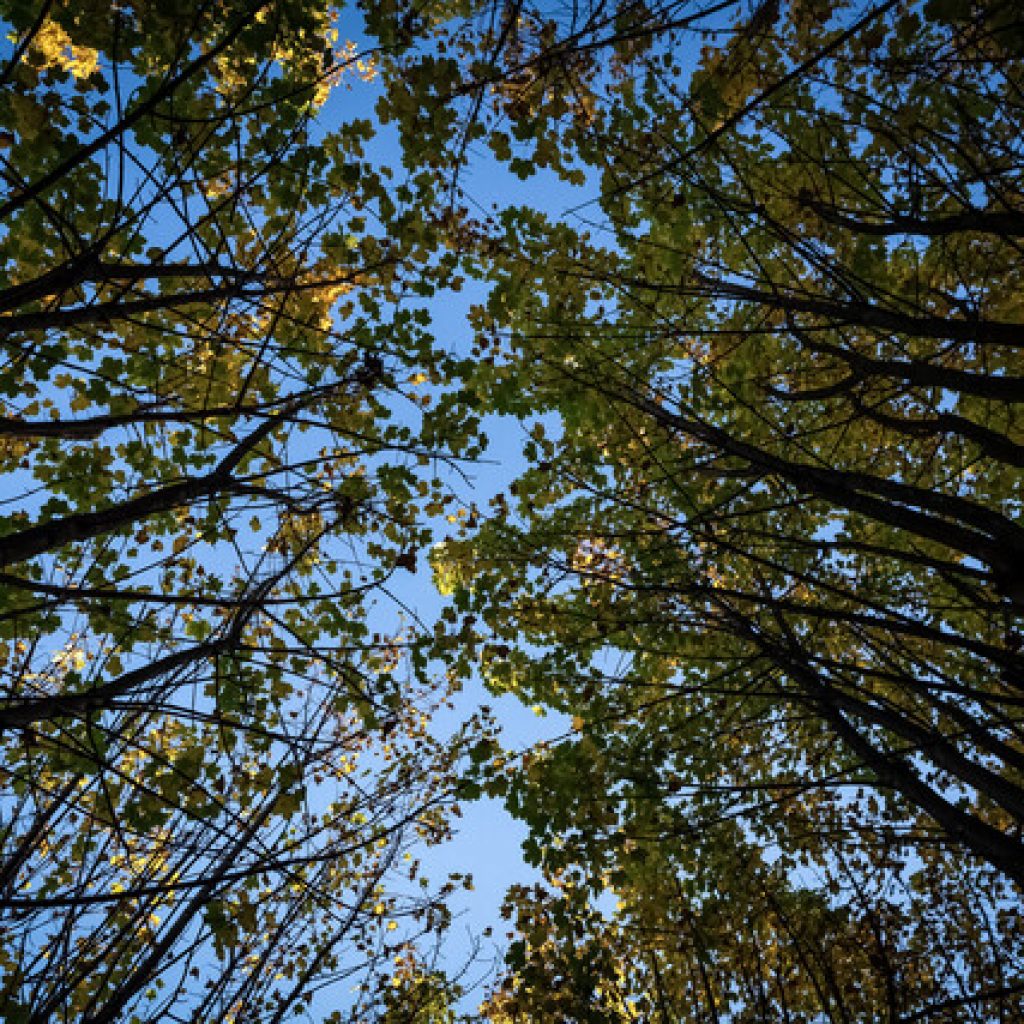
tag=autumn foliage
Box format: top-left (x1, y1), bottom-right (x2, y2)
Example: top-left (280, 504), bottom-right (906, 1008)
top-left (1, 0), bottom-right (1023, 1021)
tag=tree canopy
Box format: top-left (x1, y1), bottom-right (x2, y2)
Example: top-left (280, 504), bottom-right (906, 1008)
top-left (424, 0), bottom-right (1024, 1018)
top-left (2, 0), bottom-right (1023, 1021)
top-left (0, 1), bottom-right (486, 1019)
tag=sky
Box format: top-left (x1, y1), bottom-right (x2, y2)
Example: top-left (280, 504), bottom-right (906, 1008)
top-left (308, 26), bottom-right (596, 1006)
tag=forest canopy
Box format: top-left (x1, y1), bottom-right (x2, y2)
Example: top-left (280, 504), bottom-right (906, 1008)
top-left (1, 0), bottom-right (1022, 1021)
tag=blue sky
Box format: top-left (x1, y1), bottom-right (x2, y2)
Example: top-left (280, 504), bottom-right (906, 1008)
top-left (309, 31), bottom-right (597, 1005)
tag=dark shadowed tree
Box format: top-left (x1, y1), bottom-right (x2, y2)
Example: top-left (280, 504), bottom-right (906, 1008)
top-left (391, 0), bottom-right (1024, 1017)
top-left (0, 1), bottom-right (492, 1019)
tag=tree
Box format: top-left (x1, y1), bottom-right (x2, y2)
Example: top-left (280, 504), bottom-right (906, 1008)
top-left (414, 0), bottom-right (1024, 1016)
top-left (0, 1), bottom-right (489, 1019)
top-left (483, 845), bottom-right (1024, 1023)
top-left (8, 0), bottom-right (1024, 1017)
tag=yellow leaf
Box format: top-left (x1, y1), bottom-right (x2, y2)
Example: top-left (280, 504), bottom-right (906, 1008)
top-left (31, 19), bottom-right (100, 79)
